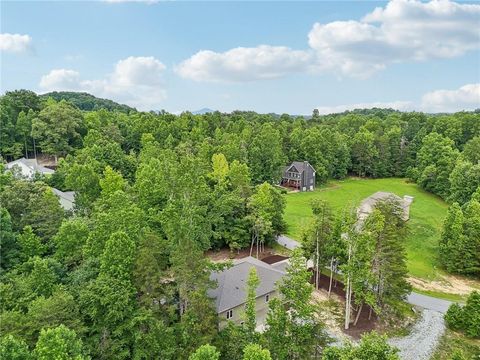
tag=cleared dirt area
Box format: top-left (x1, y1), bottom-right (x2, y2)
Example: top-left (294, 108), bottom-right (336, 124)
top-left (310, 271), bottom-right (380, 339)
top-left (409, 275), bottom-right (480, 296)
top-left (207, 247), bottom-right (281, 262)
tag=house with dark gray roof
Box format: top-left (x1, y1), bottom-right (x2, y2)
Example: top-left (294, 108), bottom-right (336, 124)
top-left (208, 256), bottom-right (285, 330)
top-left (280, 161), bottom-right (316, 191)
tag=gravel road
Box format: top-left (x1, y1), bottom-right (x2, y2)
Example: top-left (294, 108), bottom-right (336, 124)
top-left (276, 234), bottom-right (451, 360)
top-left (389, 309), bottom-right (446, 360)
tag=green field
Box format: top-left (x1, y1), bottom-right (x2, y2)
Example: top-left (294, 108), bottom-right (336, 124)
top-left (284, 177), bottom-right (449, 281)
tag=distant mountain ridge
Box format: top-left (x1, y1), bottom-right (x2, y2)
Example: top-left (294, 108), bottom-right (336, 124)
top-left (41, 91), bottom-right (135, 113)
top-left (192, 108), bottom-right (216, 115)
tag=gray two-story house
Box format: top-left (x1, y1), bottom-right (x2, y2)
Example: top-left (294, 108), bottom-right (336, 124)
top-left (281, 161), bottom-right (316, 191)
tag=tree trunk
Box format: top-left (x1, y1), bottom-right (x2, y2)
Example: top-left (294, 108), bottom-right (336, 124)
top-left (24, 138), bottom-right (28, 158)
top-left (345, 240), bottom-right (353, 330)
top-left (328, 257), bottom-right (334, 298)
top-left (344, 276), bottom-right (351, 330)
top-left (315, 229), bottom-right (319, 290)
top-left (354, 303), bottom-right (364, 326)
top-left (368, 306), bottom-right (373, 320)
top-left (249, 232), bottom-right (255, 257)
top-left (33, 138), bottom-right (37, 159)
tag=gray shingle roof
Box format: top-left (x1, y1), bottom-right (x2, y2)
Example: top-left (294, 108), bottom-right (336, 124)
top-left (208, 256), bottom-right (285, 313)
top-left (6, 157), bottom-right (55, 175)
top-left (51, 188), bottom-right (75, 211)
top-left (284, 161), bottom-right (316, 174)
top-left (357, 191), bottom-right (413, 228)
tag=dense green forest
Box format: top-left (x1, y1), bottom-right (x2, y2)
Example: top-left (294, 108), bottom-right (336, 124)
top-left (40, 92), bottom-right (136, 113)
top-left (0, 89), bottom-right (479, 359)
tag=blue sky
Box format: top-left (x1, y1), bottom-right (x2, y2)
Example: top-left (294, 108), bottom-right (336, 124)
top-left (1, 0), bottom-right (479, 114)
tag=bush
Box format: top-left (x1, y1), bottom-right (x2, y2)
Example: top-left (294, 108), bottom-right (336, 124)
top-left (445, 304), bottom-right (465, 331)
top-left (463, 291), bottom-right (480, 338)
top-left (445, 291), bottom-right (480, 339)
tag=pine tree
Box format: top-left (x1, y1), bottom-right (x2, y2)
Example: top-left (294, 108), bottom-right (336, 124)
top-left (264, 249), bottom-right (326, 359)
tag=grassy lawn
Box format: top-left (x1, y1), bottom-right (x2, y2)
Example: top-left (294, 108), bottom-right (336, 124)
top-left (431, 329), bottom-right (480, 360)
top-left (284, 177), bottom-right (449, 281)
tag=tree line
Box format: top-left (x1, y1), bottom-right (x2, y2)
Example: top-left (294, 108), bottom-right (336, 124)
top-left (1, 89), bottom-right (479, 358)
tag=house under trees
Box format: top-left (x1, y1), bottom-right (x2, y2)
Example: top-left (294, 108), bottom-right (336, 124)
top-left (208, 256), bottom-right (286, 330)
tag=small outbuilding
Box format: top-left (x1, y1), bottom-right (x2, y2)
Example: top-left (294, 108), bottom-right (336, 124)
top-left (280, 161), bottom-right (316, 191)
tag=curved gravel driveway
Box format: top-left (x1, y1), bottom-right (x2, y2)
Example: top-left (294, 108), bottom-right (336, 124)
top-left (276, 234), bottom-right (453, 360)
top-left (389, 310), bottom-right (446, 360)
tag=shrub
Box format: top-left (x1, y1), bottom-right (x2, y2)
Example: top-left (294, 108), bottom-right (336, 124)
top-left (445, 291), bottom-right (480, 339)
top-left (463, 291), bottom-right (480, 338)
top-left (445, 304), bottom-right (465, 331)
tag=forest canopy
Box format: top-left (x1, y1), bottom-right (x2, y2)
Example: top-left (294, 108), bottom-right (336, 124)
top-left (0, 89), bottom-right (479, 359)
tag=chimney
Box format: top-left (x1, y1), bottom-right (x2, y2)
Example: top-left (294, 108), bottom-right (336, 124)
top-left (403, 195), bottom-right (414, 205)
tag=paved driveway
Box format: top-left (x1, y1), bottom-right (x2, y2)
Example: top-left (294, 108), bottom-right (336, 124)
top-left (276, 234), bottom-right (300, 250)
top-left (407, 292), bottom-right (452, 313)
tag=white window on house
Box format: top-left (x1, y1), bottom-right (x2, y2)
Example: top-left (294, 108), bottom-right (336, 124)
top-left (226, 309), bottom-right (233, 319)
top-left (265, 294), bottom-right (270, 303)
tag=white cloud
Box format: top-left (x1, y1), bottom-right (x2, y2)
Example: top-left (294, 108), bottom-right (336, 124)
top-left (39, 56), bottom-right (167, 110)
top-left (421, 83), bottom-right (480, 112)
top-left (308, 0), bottom-right (480, 77)
top-left (176, 45), bottom-right (313, 82)
top-left (315, 101), bottom-right (413, 115)
top-left (0, 33), bottom-right (32, 53)
top-left (40, 69), bottom-right (82, 90)
top-left (315, 83), bottom-right (480, 115)
top-left (178, 0), bottom-right (480, 81)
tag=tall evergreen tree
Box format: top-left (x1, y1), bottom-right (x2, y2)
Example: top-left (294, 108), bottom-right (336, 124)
top-left (264, 249), bottom-right (326, 360)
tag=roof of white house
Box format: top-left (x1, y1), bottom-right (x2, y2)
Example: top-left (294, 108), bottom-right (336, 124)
top-left (51, 188), bottom-right (75, 211)
top-left (6, 158), bottom-right (55, 176)
top-left (208, 256), bottom-right (285, 314)
top-left (357, 191), bottom-right (413, 227)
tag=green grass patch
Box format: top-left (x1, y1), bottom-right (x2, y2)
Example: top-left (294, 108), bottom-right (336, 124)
top-left (270, 242), bottom-right (293, 257)
top-left (431, 329), bottom-right (480, 360)
top-left (284, 178), bottom-right (448, 281)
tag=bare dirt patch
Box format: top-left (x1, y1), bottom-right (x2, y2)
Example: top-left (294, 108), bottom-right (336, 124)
top-left (261, 254), bottom-right (289, 264)
top-left (409, 275), bottom-right (480, 296)
top-left (309, 271), bottom-right (380, 339)
top-left (206, 246), bottom-right (280, 262)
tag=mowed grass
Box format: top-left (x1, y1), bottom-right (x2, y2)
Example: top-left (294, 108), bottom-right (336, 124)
top-left (283, 177), bottom-right (449, 281)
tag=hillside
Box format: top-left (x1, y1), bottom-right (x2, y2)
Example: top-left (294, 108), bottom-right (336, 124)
top-left (41, 91), bottom-right (135, 113)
